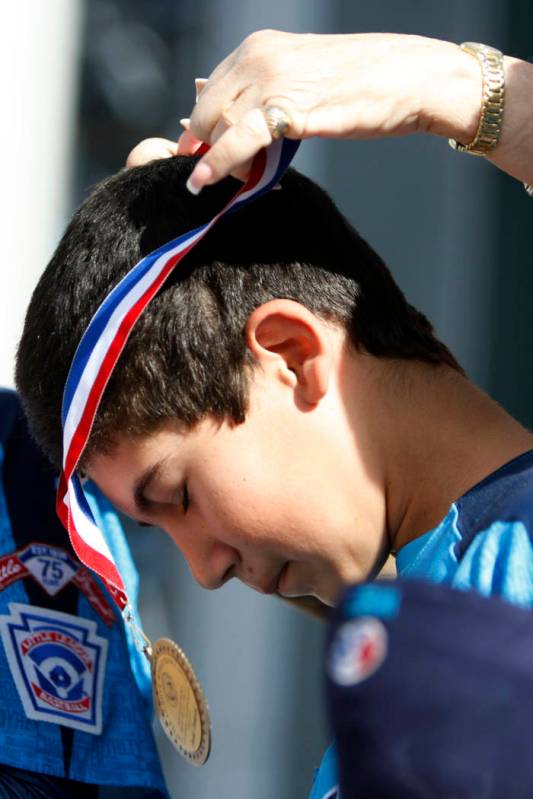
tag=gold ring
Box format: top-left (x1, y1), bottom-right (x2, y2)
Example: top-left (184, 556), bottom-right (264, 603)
top-left (261, 105), bottom-right (291, 140)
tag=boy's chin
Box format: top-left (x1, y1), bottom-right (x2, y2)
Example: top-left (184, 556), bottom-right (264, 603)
top-left (277, 594), bottom-right (333, 621)
top-left (277, 563), bottom-right (339, 607)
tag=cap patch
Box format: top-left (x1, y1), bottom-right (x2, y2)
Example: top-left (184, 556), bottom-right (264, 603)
top-left (327, 617), bottom-right (387, 686)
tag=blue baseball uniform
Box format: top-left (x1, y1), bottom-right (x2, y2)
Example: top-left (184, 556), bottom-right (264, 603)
top-left (0, 389), bottom-right (168, 797)
top-left (310, 449), bottom-right (533, 799)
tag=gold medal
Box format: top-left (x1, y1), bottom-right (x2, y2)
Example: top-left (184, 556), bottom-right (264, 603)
top-left (150, 637), bottom-right (211, 765)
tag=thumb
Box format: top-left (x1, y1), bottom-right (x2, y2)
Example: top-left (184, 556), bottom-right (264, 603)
top-left (126, 137), bottom-right (178, 168)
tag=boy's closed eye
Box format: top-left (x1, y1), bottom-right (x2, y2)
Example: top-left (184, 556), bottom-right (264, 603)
top-left (135, 481), bottom-right (189, 528)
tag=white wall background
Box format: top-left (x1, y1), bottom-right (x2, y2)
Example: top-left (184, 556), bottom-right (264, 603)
top-left (0, 1), bottom-right (83, 386)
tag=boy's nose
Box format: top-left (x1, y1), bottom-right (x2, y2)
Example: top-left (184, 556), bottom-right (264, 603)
top-left (186, 542), bottom-right (241, 590)
top-left (165, 524), bottom-right (241, 590)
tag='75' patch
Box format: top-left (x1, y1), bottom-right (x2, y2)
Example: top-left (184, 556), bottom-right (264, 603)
top-left (0, 603), bottom-right (108, 734)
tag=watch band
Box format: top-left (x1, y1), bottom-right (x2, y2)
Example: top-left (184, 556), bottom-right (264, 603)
top-left (449, 42), bottom-right (505, 157)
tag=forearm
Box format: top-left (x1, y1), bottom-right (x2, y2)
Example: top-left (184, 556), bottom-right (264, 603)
top-left (421, 43), bottom-right (533, 185)
top-left (489, 56), bottom-right (533, 185)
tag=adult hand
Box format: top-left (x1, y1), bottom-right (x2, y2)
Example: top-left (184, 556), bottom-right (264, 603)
top-left (186, 31), bottom-right (483, 192)
top-left (126, 31), bottom-right (533, 190)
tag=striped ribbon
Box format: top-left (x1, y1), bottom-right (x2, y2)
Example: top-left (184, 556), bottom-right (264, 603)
top-left (57, 139), bottom-right (300, 610)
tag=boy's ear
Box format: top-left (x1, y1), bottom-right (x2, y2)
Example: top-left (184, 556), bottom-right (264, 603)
top-left (245, 299), bottom-right (332, 405)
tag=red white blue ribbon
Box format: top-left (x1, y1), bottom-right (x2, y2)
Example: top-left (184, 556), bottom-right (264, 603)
top-left (57, 139), bottom-right (300, 609)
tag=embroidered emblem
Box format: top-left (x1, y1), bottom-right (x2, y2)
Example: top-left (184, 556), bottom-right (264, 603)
top-left (18, 544), bottom-right (78, 595)
top-left (0, 543), bottom-right (116, 627)
top-left (328, 617), bottom-right (387, 686)
top-left (0, 603), bottom-right (108, 733)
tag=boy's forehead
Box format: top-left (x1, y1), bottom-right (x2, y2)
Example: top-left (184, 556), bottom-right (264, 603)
top-left (87, 417), bottom-right (205, 480)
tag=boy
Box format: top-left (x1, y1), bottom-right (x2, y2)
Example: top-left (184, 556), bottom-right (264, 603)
top-left (15, 153), bottom-right (533, 610)
top-left (15, 147), bottom-right (533, 799)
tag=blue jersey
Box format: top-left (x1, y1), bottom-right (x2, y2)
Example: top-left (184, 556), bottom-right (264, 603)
top-left (0, 389), bottom-right (168, 796)
top-left (395, 449), bottom-right (533, 605)
top-left (310, 449), bottom-right (533, 799)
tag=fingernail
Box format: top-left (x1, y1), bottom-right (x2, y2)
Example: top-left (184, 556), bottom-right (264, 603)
top-left (186, 177), bottom-right (202, 195)
top-left (194, 78), bottom-right (208, 102)
top-left (179, 118), bottom-right (190, 130)
top-left (186, 161), bottom-right (214, 195)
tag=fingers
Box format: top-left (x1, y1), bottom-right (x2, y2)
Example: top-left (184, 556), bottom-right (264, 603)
top-left (194, 78), bottom-right (208, 101)
top-left (126, 138), bottom-right (178, 168)
top-left (186, 107), bottom-right (272, 194)
top-left (177, 125), bottom-right (205, 156)
top-left (188, 44), bottom-right (244, 142)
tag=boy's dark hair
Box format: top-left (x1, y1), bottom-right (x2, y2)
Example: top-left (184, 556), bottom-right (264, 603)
top-left (16, 156), bottom-right (461, 467)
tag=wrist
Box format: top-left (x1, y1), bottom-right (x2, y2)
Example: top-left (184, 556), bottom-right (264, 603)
top-left (423, 42), bottom-right (533, 187)
top-left (449, 43), bottom-right (505, 156)
top-left (420, 40), bottom-right (483, 143)
top-left (487, 57), bottom-right (533, 184)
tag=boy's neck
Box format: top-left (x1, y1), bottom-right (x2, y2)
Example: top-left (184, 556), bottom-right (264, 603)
top-left (353, 359), bottom-right (533, 554)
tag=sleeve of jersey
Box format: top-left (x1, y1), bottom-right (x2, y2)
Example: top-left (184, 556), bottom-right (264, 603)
top-left (453, 520), bottom-right (533, 609)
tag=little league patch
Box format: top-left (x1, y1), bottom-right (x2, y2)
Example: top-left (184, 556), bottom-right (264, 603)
top-left (0, 603), bottom-right (108, 734)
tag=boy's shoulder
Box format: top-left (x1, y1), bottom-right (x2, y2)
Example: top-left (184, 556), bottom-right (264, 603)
top-left (396, 450), bottom-right (533, 608)
top-left (455, 448), bottom-right (533, 555)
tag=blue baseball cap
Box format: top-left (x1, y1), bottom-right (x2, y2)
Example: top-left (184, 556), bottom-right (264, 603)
top-left (326, 578), bottom-right (533, 798)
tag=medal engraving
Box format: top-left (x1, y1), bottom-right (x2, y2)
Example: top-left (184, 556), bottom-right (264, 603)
top-left (151, 638), bottom-right (211, 765)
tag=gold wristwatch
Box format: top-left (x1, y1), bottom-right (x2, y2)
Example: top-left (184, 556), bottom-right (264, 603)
top-left (449, 41), bottom-right (505, 156)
